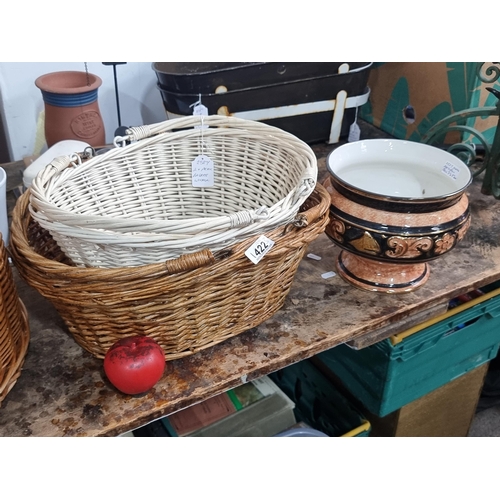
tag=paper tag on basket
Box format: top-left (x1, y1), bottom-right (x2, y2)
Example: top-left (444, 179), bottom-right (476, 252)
top-left (193, 104), bottom-right (209, 129)
top-left (192, 154), bottom-right (214, 187)
top-left (193, 103), bottom-right (208, 116)
top-left (245, 235), bottom-right (275, 264)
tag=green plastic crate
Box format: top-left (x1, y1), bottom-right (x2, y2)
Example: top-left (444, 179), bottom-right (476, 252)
top-left (317, 283), bottom-right (500, 417)
top-left (269, 360), bottom-right (371, 437)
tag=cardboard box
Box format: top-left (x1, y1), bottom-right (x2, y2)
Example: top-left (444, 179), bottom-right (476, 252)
top-left (364, 363), bottom-right (489, 437)
top-left (360, 62), bottom-right (500, 144)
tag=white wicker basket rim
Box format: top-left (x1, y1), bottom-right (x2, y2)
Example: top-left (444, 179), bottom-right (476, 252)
top-left (28, 115), bottom-right (318, 257)
top-left (28, 202), bottom-right (304, 247)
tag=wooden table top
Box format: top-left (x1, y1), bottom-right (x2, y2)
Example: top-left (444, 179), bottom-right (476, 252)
top-left (1, 136), bottom-right (500, 437)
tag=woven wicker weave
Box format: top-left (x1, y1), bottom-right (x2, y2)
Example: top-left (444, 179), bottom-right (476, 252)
top-left (29, 115), bottom-right (317, 268)
top-left (10, 184), bottom-right (329, 360)
top-left (0, 234), bottom-right (30, 406)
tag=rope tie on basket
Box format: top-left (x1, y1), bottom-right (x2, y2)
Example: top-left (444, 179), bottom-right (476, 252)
top-left (47, 155), bottom-right (74, 174)
top-left (280, 214), bottom-right (308, 236)
top-left (44, 154), bottom-right (80, 178)
top-left (229, 206), bottom-right (269, 228)
top-left (292, 179), bottom-right (315, 204)
top-left (69, 153), bottom-right (82, 168)
top-left (255, 206), bottom-right (269, 220)
top-left (126, 125), bottom-right (152, 142)
top-left (113, 135), bottom-right (128, 148)
top-left (292, 214), bottom-right (308, 228)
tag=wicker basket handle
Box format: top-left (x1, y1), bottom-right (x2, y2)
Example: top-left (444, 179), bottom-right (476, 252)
top-left (293, 182), bottom-right (330, 227)
top-left (121, 116), bottom-right (244, 142)
top-left (31, 154), bottom-right (81, 190)
top-left (164, 248), bottom-right (217, 274)
top-left (120, 115), bottom-right (314, 143)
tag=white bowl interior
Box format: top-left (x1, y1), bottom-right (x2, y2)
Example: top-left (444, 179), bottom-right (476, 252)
top-left (327, 140), bottom-right (471, 199)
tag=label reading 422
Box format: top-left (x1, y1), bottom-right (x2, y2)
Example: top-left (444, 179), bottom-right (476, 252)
top-left (245, 235), bottom-right (275, 265)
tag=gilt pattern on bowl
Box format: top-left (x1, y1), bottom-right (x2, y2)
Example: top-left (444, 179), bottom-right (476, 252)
top-left (324, 177), bottom-right (471, 264)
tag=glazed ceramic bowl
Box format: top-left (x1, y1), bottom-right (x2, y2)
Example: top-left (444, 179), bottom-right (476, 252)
top-left (323, 139), bottom-right (472, 293)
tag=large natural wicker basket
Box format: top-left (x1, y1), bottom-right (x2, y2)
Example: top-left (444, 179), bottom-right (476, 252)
top-left (29, 115), bottom-right (317, 268)
top-left (0, 234), bottom-right (30, 406)
top-left (10, 184), bottom-right (330, 360)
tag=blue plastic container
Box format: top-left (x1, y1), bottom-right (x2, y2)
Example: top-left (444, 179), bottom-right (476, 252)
top-left (317, 283), bottom-right (500, 417)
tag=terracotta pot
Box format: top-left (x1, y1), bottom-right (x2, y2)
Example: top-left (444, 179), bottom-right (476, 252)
top-left (323, 139), bottom-right (472, 293)
top-left (35, 71), bottom-right (105, 148)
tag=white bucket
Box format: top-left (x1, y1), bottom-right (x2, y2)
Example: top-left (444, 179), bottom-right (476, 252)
top-left (0, 167), bottom-right (9, 244)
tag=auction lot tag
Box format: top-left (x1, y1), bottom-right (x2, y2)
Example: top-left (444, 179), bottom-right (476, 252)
top-left (192, 154), bottom-right (214, 187)
top-left (245, 235), bottom-right (275, 264)
top-left (442, 161), bottom-right (461, 180)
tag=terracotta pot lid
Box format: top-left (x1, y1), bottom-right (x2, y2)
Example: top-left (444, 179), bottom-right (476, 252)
top-left (35, 71), bottom-right (102, 94)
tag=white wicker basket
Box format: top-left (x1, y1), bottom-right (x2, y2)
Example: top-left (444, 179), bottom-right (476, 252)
top-left (29, 115), bottom-right (317, 268)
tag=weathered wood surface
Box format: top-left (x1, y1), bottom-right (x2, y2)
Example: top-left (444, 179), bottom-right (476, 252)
top-left (1, 138), bottom-right (500, 437)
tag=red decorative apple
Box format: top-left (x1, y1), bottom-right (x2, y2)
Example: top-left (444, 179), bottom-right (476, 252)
top-left (103, 336), bottom-right (166, 395)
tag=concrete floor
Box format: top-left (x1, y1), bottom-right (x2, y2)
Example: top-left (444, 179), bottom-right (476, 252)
top-left (468, 405), bottom-right (500, 436)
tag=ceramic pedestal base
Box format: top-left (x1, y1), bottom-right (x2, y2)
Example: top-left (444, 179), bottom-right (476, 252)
top-left (336, 251), bottom-right (430, 293)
